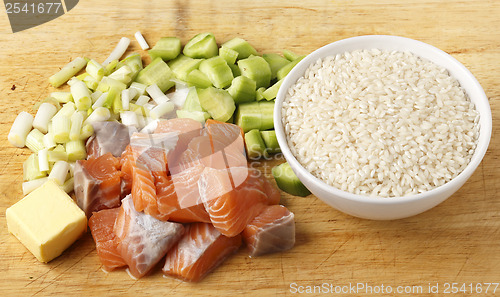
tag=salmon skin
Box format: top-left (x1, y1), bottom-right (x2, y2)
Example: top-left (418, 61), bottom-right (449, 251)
top-left (74, 153), bottom-right (122, 217)
top-left (88, 208), bottom-right (127, 271)
top-left (162, 223), bottom-right (242, 282)
top-left (114, 195), bottom-right (184, 279)
top-left (242, 205), bottom-right (295, 257)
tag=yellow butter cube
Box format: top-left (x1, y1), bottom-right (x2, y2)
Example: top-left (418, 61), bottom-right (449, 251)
top-left (6, 180), bottom-right (87, 263)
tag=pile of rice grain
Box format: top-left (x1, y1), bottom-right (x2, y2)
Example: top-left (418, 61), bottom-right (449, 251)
top-left (282, 49), bottom-right (479, 197)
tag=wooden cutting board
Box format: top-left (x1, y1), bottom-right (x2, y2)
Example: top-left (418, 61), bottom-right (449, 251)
top-left (1, 0), bottom-right (499, 296)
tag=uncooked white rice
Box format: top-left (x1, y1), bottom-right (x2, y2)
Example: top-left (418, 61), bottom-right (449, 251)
top-left (282, 49), bottom-right (480, 197)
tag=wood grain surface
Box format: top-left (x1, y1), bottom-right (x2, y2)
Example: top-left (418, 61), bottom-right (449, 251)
top-left (0, 0), bottom-right (499, 296)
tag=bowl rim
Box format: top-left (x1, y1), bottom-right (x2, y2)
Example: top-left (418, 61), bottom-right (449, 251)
top-left (274, 34), bottom-right (492, 205)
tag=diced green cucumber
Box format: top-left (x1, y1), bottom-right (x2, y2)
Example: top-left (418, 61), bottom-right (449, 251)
top-left (183, 87), bottom-right (205, 112)
top-left (228, 63), bottom-right (241, 77)
top-left (167, 55), bottom-right (203, 81)
top-left (135, 57), bottom-right (175, 92)
top-left (148, 37), bottom-right (182, 61)
top-left (276, 56), bottom-right (305, 80)
top-left (227, 76), bottom-right (256, 104)
top-left (282, 49), bottom-right (301, 61)
top-left (272, 162), bottom-right (311, 197)
top-left (235, 101), bottom-right (274, 132)
top-left (116, 53), bottom-right (143, 81)
top-left (256, 87), bottom-right (266, 101)
top-left (199, 56), bottom-right (234, 89)
top-left (221, 38), bottom-right (258, 60)
top-left (263, 53), bottom-right (290, 80)
top-left (183, 33), bottom-right (218, 59)
top-left (176, 110), bottom-right (211, 123)
top-left (237, 56), bottom-right (272, 89)
top-left (219, 46), bottom-right (239, 65)
top-left (260, 130), bottom-right (281, 153)
top-left (197, 87), bottom-right (235, 122)
top-left (186, 69), bottom-right (212, 88)
top-left (244, 129), bottom-right (269, 159)
top-left (262, 78), bottom-right (283, 101)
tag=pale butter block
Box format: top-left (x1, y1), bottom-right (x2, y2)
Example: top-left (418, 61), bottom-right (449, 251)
top-left (6, 180), bottom-right (87, 263)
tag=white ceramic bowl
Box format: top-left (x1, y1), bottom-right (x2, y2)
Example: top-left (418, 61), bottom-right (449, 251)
top-left (274, 35), bottom-right (492, 220)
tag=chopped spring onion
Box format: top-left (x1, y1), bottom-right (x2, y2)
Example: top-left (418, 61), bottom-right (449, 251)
top-left (52, 114), bottom-right (71, 143)
top-left (170, 81), bottom-right (191, 107)
top-left (120, 111), bottom-right (139, 127)
top-left (91, 90), bottom-right (103, 103)
top-left (135, 95), bottom-right (150, 106)
top-left (25, 129), bottom-right (45, 153)
top-left (38, 148), bottom-right (49, 172)
top-left (54, 102), bottom-right (76, 119)
top-left (33, 102), bottom-right (57, 133)
top-left (143, 103), bottom-right (156, 111)
top-left (70, 79), bottom-right (92, 111)
top-left (134, 31), bottom-right (150, 50)
top-left (92, 92), bottom-right (108, 109)
top-left (80, 123), bottom-right (94, 140)
top-left (86, 59), bottom-right (105, 81)
top-left (129, 82), bottom-right (147, 99)
top-left (48, 150), bottom-right (68, 162)
top-left (121, 89), bottom-right (131, 111)
top-left (108, 65), bottom-right (133, 84)
top-left (43, 133), bottom-right (56, 149)
top-left (22, 177), bottom-right (48, 195)
top-left (146, 83), bottom-right (169, 104)
top-left (84, 107), bottom-right (111, 125)
top-left (8, 111), bottom-right (34, 148)
top-left (48, 161), bottom-right (69, 185)
top-left (83, 75), bottom-right (99, 91)
top-left (140, 119), bottom-right (159, 133)
top-left (70, 111), bottom-right (85, 141)
top-left (49, 57), bottom-right (87, 88)
top-left (23, 154), bottom-right (46, 181)
top-left (103, 37), bottom-right (131, 66)
top-left (61, 177), bottom-right (74, 193)
top-left (66, 139), bottom-right (87, 161)
top-left (51, 92), bottom-right (73, 103)
top-left (105, 60), bottom-right (119, 75)
top-left (150, 101), bottom-right (175, 119)
top-left (68, 162), bottom-right (76, 177)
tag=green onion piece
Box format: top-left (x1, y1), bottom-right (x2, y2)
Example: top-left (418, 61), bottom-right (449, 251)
top-left (183, 33), bottom-right (218, 59)
top-left (84, 107), bottom-right (111, 125)
top-left (113, 90), bottom-right (124, 114)
top-left (38, 148), bottom-right (49, 172)
top-left (103, 87), bottom-right (119, 109)
top-left (92, 92), bottom-right (108, 109)
top-left (83, 75), bottom-right (99, 91)
top-left (51, 92), bottom-right (73, 103)
top-left (282, 49), bottom-right (300, 61)
top-left (47, 150), bottom-right (68, 162)
top-left (176, 110), bottom-right (210, 123)
top-left (97, 76), bottom-right (127, 93)
top-left (25, 129), bottom-right (45, 153)
top-left (150, 101), bottom-right (175, 119)
top-left (43, 133), bottom-right (56, 149)
top-left (146, 83), bottom-right (168, 104)
top-left (104, 60), bottom-right (119, 75)
top-left (86, 59), bottom-right (105, 81)
top-left (53, 144), bottom-right (65, 152)
top-left (135, 57), bottom-right (175, 93)
top-left (70, 111), bottom-right (84, 141)
top-left (221, 38), bottom-right (258, 60)
top-left (79, 124), bottom-right (94, 140)
top-left (263, 53), bottom-right (290, 80)
top-left (52, 115), bottom-right (71, 143)
top-left (8, 111), bottom-right (34, 148)
top-left (70, 79), bottom-right (92, 111)
top-left (219, 46), bottom-right (239, 65)
top-left (54, 102), bottom-right (76, 119)
top-left (149, 37), bottom-right (182, 61)
top-left (66, 140), bottom-right (87, 161)
top-left (22, 177), bottom-right (48, 195)
top-left (23, 153), bottom-right (47, 181)
top-left (135, 95), bottom-right (150, 106)
top-left (199, 56), bottom-right (234, 89)
top-left (61, 177), bottom-right (74, 194)
top-left (262, 78), bottom-right (284, 101)
top-left (129, 82), bottom-right (147, 99)
top-left (108, 65), bottom-right (133, 85)
top-left (91, 90), bottom-right (103, 103)
top-left (238, 56), bottom-right (272, 88)
top-left (117, 53), bottom-right (143, 81)
top-left (121, 89), bottom-right (131, 111)
top-left (49, 57), bottom-right (87, 88)
top-left (48, 160), bottom-right (69, 185)
top-left (134, 31), bottom-right (150, 50)
top-left (227, 76), bottom-right (257, 104)
top-left (103, 37), bottom-right (131, 66)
